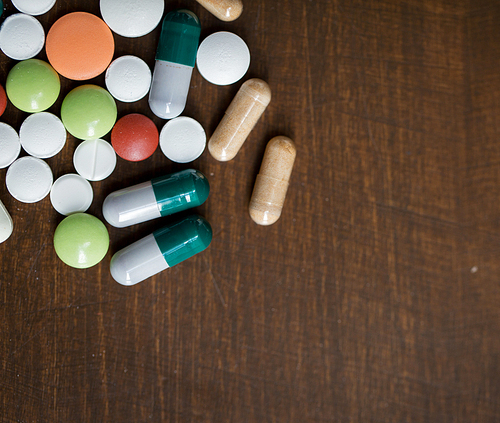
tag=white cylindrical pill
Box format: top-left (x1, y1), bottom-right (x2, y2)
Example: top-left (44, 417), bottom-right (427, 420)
top-left (105, 56), bottom-right (152, 103)
top-left (0, 123), bottom-right (21, 169)
top-left (6, 157), bottom-right (53, 203)
top-left (0, 14), bottom-right (45, 60)
top-left (50, 174), bottom-right (93, 215)
top-left (196, 31), bottom-right (250, 86)
top-left (159, 117), bottom-right (206, 163)
top-left (19, 112), bottom-right (67, 159)
top-left (0, 199), bottom-right (13, 244)
top-left (11, 0), bottom-right (56, 15)
top-left (195, 0), bottom-right (243, 21)
top-left (73, 139), bottom-right (117, 181)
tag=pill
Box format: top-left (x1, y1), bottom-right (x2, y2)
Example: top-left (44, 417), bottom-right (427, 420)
top-left (105, 56), bottom-right (152, 103)
top-left (0, 84), bottom-right (7, 117)
top-left (111, 114), bottom-right (158, 162)
top-left (0, 123), bottom-right (21, 169)
top-left (6, 59), bottom-right (60, 113)
top-left (73, 139), bottom-right (117, 182)
top-left (195, 0), bottom-right (243, 21)
top-left (197, 31), bottom-right (250, 86)
top-left (149, 10), bottom-right (201, 120)
top-left (0, 199), bottom-right (13, 244)
top-left (53, 213), bottom-right (109, 269)
top-left (159, 117), bottom-right (206, 163)
top-left (61, 85), bottom-right (117, 140)
top-left (50, 174), bottom-right (93, 216)
top-left (102, 169), bottom-right (210, 228)
top-left (6, 156), bottom-right (53, 203)
top-left (100, 0), bottom-right (164, 38)
top-left (208, 78), bottom-right (271, 161)
top-left (110, 214), bottom-right (212, 286)
top-left (11, 0), bottom-right (56, 15)
top-left (19, 112), bottom-right (67, 159)
top-left (46, 12), bottom-right (114, 80)
top-left (0, 13), bottom-right (45, 60)
top-left (249, 136), bottom-right (296, 225)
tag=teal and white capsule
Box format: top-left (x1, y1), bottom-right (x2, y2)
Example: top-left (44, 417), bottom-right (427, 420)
top-left (110, 214), bottom-right (212, 286)
top-left (102, 169), bottom-right (209, 228)
top-left (149, 9), bottom-right (201, 119)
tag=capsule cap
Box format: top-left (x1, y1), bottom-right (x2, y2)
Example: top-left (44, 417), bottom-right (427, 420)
top-left (153, 215), bottom-right (212, 267)
top-left (155, 9), bottom-right (200, 67)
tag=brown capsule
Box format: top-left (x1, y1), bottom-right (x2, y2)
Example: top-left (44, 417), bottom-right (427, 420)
top-left (195, 0), bottom-right (243, 21)
top-left (208, 78), bottom-right (271, 162)
top-left (249, 136), bottom-right (296, 226)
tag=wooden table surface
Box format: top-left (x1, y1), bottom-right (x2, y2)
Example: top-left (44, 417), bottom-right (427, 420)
top-left (1, 0), bottom-right (500, 421)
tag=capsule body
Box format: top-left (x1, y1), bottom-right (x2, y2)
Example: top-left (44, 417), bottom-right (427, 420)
top-left (103, 169), bottom-right (210, 228)
top-left (208, 78), bottom-right (271, 161)
top-left (249, 136), bottom-right (296, 225)
top-left (195, 0), bottom-right (243, 21)
top-left (110, 215), bottom-right (213, 286)
top-left (149, 10), bottom-right (200, 119)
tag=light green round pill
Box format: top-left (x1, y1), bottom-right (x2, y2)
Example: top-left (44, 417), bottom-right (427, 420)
top-left (54, 213), bottom-right (109, 269)
top-left (6, 59), bottom-right (60, 113)
top-left (61, 84), bottom-right (117, 140)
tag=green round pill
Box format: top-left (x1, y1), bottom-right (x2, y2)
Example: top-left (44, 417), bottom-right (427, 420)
top-left (61, 84), bottom-right (117, 140)
top-left (54, 213), bottom-right (109, 269)
top-left (6, 59), bottom-right (60, 113)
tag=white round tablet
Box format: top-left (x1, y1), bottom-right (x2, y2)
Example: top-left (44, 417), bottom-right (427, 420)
top-left (19, 112), bottom-right (67, 159)
top-left (0, 199), bottom-right (13, 244)
top-left (0, 13), bottom-right (45, 60)
top-left (0, 123), bottom-right (21, 169)
top-left (196, 31), bottom-right (250, 86)
top-left (159, 117), bottom-right (206, 163)
top-left (11, 0), bottom-right (56, 15)
top-left (50, 174), bottom-right (93, 215)
top-left (6, 157), bottom-right (53, 203)
top-left (100, 0), bottom-right (164, 38)
top-left (105, 55), bottom-right (152, 102)
top-left (73, 139), bottom-right (117, 181)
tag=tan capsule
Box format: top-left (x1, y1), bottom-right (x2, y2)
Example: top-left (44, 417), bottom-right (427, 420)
top-left (195, 0), bottom-right (243, 21)
top-left (208, 78), bottom-right (271, 161)
top-left (249, 136), bottom-right (296, 226)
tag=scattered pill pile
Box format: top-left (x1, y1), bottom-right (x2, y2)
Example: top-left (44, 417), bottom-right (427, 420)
top-left (0, 0), bottom-right (296, 286)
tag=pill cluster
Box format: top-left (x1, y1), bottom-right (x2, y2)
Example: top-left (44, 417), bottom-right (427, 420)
top-left (0, 0), bottom-right (296, 286)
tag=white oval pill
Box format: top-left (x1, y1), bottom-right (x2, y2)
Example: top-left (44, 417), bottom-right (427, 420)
top-left (11, 0), bottom-right (56, 15)
top-left (73, 139), bottom-right (117, 181)
top-left (6, 156), bottom-right (53, 203)
top-left (50, 174), bottom-right (93, 215)
top-left (0, 123), bottom-right (21, 169)
top-left (100, 0), bottom-right (164, 38)
top-left (105, 55), bottom-right (152, 103)
top-left (0, 199), bottom-right (13, 244)
top-left (196, 31), bottom-right (250, 86)
top-left (159, 117), bottom-right (206, 163)
top-left (19, 112), bottom-right (67, 159)
top-left (0, 13), bottom-right (45, 60)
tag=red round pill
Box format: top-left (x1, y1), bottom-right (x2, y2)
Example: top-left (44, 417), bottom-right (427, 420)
top-left (111, 114), bottom-right (159, 161)
top-left (0, 84), bottom-right (7, 116)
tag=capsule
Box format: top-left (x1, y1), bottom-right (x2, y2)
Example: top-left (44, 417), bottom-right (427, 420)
top-left (110, 215), bottom-right (212, 285)
top-left (208, 78), bottom-right (271, 161)
top-left (103, 169), bottom-right (210, 228)
top-left (149, 10), bottom-right (201, 119)
top-left (249, 136), bottom-right (296, 225)
top-left (195, 0), bottom-right (243, 21)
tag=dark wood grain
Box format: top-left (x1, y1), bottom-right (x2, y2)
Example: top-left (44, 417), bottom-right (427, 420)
top-left (1, 0), bottom-right (500, 421)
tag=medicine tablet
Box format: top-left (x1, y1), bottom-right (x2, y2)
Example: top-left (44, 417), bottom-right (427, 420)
top-left (12, 0), bottom-right (56, 15)
top-left (100, 0), bottom-right (164, 38)
top-left (0, 13), bottom-right (45, 60)
top-left (196, 32), bottom-right (250, 86)
top-left (73, 139), bottom-right (117, 181)
top-left (159, 117), bottom-right (206, 163)
top-left (111, 114), bottom-right (158, 162)
top-left (0, 199), bottom-right (13, 244)
top-left (105, 56), bottom-right (152, 103)
top-left (19, 112), bottom-right (67, 159)
top-left (0, 123), bottom-right (21, 169)
top-left (50, 174), bottom-right (93, 216)
top-left (6, 156), bottom-right (53, 203)
top-left (195, 0), bottom-right (243, 22)
top-left (0, 84), bottom-right (7, 117)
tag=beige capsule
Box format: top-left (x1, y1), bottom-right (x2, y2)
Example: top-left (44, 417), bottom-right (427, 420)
top-left (195, 0), bottom-right (243, 21)
top-left (208, 78), bottom-right (271, 161)
top-left (249, 136), bottom-right (296, 226)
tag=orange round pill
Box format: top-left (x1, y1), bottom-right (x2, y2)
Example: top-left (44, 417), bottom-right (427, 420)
top-left (0, 84), bottom-right (7, 117)
top-left (46, 12), bottom-right (114, 81)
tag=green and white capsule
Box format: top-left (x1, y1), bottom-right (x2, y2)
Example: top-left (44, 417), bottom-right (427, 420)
top-left (110, 215), bottom-right (212, 286)
top-left (102, 169), bottom-right (209, 228)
